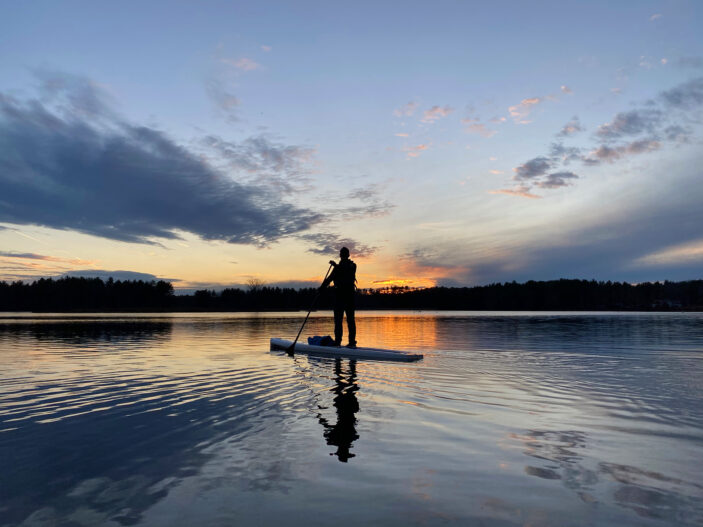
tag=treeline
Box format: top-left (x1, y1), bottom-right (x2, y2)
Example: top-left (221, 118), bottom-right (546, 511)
top-left (0, 277), bottom-right (175, 311)
top-left (0, 277), bottom-right (702, 312)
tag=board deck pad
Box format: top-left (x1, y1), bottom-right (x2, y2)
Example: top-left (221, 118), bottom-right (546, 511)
top-left (270, 338), bottom-right (423, 362)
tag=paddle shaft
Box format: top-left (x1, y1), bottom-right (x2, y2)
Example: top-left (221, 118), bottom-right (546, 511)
top-left (287, 263), bottom-right (334, 355)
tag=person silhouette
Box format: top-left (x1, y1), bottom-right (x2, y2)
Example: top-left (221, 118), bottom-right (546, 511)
top-left (320, 247), bottom-right (357, 348)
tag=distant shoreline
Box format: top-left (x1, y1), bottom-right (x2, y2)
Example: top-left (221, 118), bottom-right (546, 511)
top-left (2, 277), bottom-right (702, 312)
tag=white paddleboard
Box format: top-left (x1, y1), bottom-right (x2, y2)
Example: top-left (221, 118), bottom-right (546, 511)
top-left (270, 338), bottom-right (423, 362)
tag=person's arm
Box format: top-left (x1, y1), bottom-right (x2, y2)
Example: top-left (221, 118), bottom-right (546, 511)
top-left (320, 261), bottom-right (337, 289)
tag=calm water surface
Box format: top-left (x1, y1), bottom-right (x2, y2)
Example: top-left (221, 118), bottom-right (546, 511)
top-left (1, 312), bottom-right (702, 526)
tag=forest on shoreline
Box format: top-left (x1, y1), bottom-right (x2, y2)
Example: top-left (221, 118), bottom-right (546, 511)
top-left (1, 277), bottom-right (702, 312)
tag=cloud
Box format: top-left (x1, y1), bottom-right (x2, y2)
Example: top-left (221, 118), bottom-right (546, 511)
top-left (488, 186), bottom-right (541, 199)
top-left (346, 183), bottom-right (383, 202)
top-left (560, 85), bottom-right (573, 94)
top-left (394, 132), bottom-right (409, 137)
top-left (464, 123), bottom-right (497, 137)
top-left (297, 233), bottom-right (377, 258)
top-left (61, 270), bottom-right (173, 282)
top-left (596, 109), bottom-right (663, 140)
top-left (489, 170), bottom-right (503, 175)
top-left (508, 97), bottom-right (543, 123)
top-left (513, 156), bottom-right (552, 181)
top-left (659, 77), bottom-right (703, 109)
top-left (549, 143), bottom-right (583, 164)
top-left (393, 101), bottom-right (418, 117)
top-left (650, 13), bottom-right (662, 21)
top-left (201, 134), bottom-right (316, 194)
top-left (663, 125), bottom-right (693, 142)
top-left (404, 143), bottom-right (430, 158)
top-left (421, 105), bottom-right (453, 123)
top-left (0, 72), bottom-right (322, 247)
top-left (221, 57), bottom-right (261, 71)
top-left (206, 78), bottom-right (240, 122)
top-left (334, 201), bottom-right (395, 220)
top-left (557, 116), bottom-right (584, 137)
top-left (0, 251), bottom-right (95, 266)
top-left (584, 139), bottom-right (660, 164)
top-left (261, 45), bottom-right (272, 52)
top-left (633, 238), bottom-right (703, 267)
top-left (534, 172), bottom-right (578, 189)
top-left (415, 153), bottom-right (703, 285)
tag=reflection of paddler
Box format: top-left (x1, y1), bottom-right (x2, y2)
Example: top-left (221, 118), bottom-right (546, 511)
top-left (318, 359), bottom-right (359, 462)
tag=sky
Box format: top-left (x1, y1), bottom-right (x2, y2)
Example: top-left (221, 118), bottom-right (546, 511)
top-left (1, 0), bottom-right (702, 291)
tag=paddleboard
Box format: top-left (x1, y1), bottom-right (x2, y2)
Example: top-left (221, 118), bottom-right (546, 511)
top-left (270, 338), bottom-right (423, 362)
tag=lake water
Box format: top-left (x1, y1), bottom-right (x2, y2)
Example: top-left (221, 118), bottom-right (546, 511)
top-left (1, 311), bottom-right (702, 526)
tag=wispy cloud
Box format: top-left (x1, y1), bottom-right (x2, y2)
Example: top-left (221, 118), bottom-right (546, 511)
top-left (394, 132), bottom-right (409, 137)
top-left (261, 45), bottom-right (272, 52)
top-left (464, 122), bottom-right (497, 137)
top-left (393, 101), bottom-right (418, 117)
top-left (206, 78), bottom-right (240, 122)
top-left (596, 109), bottom-right (662, 140)
top-left (634, 238), bottom-right (703, 266)
top-left (659, 77), bottom-right (703, 109)
top-left (508, 97), bottom-right (543, 123)
top-left (221, 57), bottom-right (261, 71)
top-left (403, 143), bottom-right (430, 158)
top-left (421, 105), bottom-right (453, 123)
top-left (0, 251), bottom-right (95, 266)
top-left (557, 116), bottom-right (584, 137)
top-left (650, 13), bottom-right (663, 21)
top-left (560, 85), bottom-right (573, 94)
top-left (583, 139), bottom-right (660, 164)
top-left (488, 186), bottom-right (541, 199)
top-left (297, 233), bottom-right (377, 258)
top-left (201, 134), bottom-right (316, 194)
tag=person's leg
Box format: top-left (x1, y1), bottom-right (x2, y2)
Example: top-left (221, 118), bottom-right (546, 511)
top-left (333, 302), bottom-right (344, 346)
top-left (346, 296), bottom-right (356, 346)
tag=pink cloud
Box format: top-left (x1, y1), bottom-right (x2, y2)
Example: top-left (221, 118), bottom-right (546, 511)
top-left (508, 97), bottom-right (543, 123)
top-left (488, 186), bottom-right (541, 199)
top-left (421, 105), bottom-right (453, 123)
top-left (464, 123), bottom-right (497, 137)
top-left (404, 143), bottom-right (430, 158)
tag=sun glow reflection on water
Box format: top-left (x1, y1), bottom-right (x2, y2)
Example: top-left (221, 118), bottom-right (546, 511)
top-left (1, 312), bottom-right (702, 526)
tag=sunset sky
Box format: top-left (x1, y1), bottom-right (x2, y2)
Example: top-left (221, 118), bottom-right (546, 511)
top-left (1, 1), bottom-right (702, 291)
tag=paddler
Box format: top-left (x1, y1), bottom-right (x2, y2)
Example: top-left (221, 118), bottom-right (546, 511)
top-left (320, 247), bottom-right (357, 348)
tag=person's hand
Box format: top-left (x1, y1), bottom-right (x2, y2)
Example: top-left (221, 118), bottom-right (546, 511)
top-left (328, 260), bottom-right (337, 266)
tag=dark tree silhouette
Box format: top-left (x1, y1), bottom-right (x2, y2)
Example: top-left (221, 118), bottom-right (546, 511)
top-left (0, 277), bottom-right (701, 312)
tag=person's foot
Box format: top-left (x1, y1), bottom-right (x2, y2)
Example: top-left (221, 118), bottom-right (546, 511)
top-left (345, 341), bottom-right (357, 349)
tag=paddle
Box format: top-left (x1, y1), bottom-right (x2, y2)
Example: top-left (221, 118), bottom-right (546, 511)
top-left (287, 263), bottom-right (334, 356)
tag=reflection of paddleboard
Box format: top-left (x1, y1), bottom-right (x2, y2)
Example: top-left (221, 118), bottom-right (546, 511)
top-left (270, 338), bottom-right (423, 362)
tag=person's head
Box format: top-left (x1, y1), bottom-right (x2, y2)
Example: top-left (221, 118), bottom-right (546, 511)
top-left (339, 247), bottom-right (350, 259)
